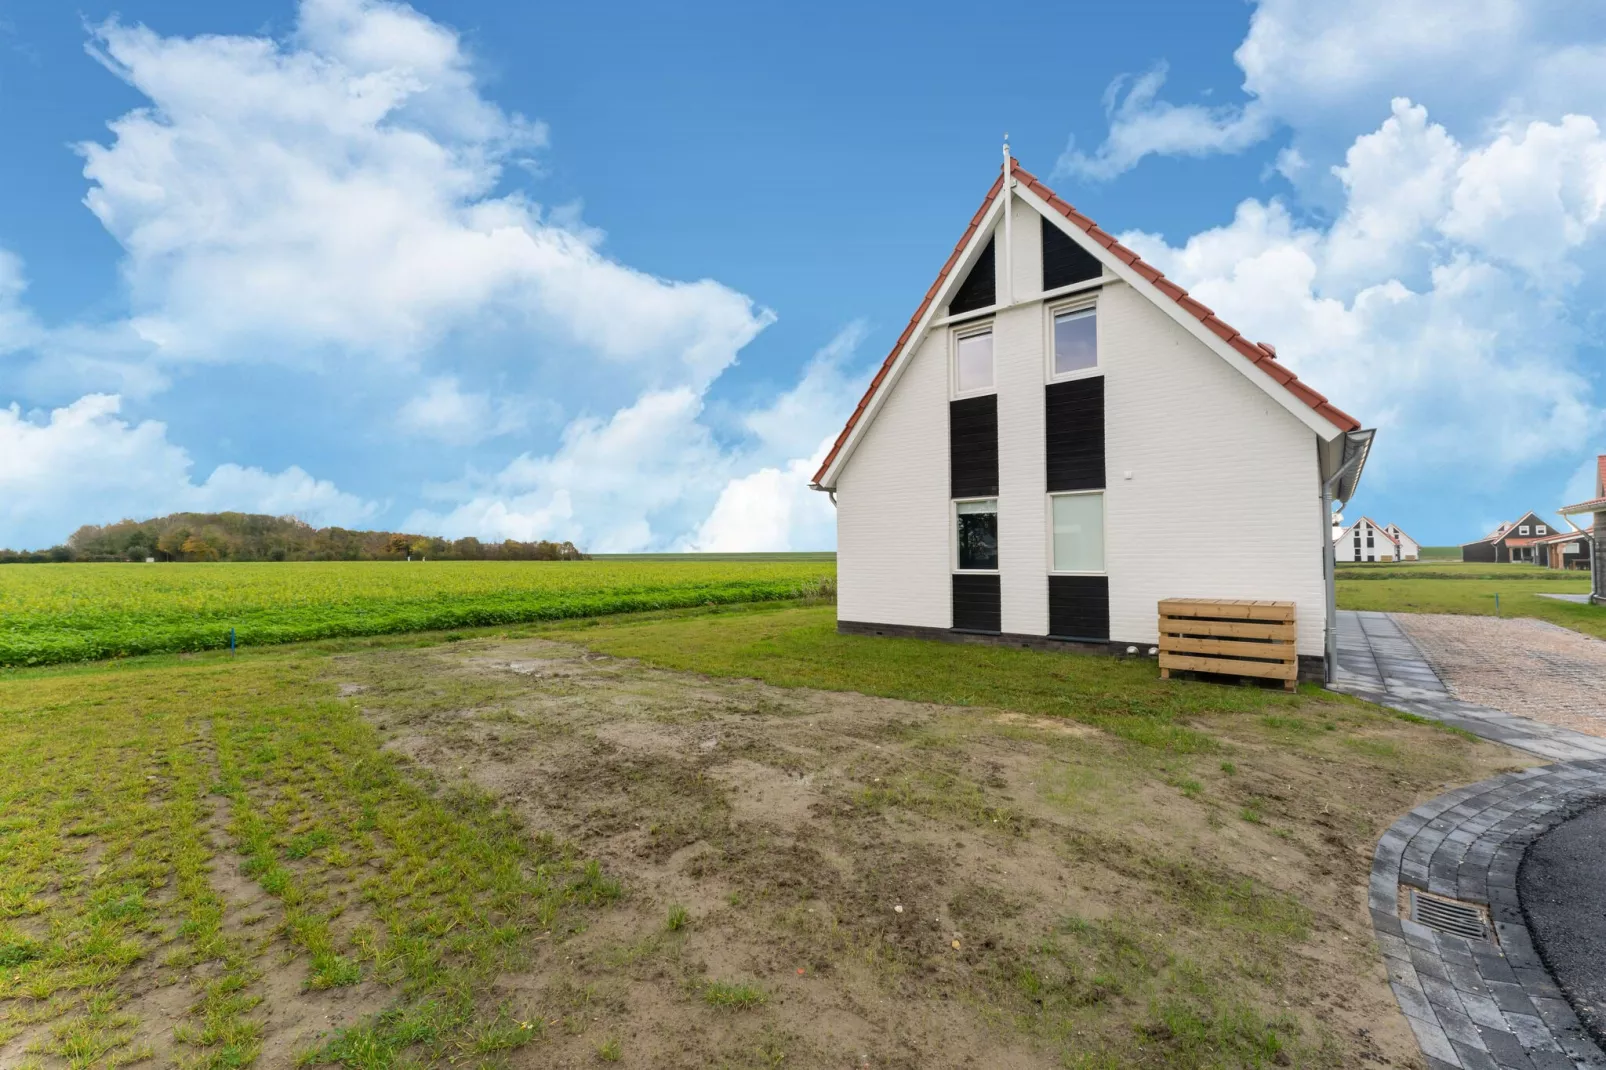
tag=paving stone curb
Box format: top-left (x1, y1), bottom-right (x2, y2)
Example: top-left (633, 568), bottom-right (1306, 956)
top-left (1371, 761), bottom-right (1606, 1069)
top-left (1331, 611), bottom-right (1606, 762)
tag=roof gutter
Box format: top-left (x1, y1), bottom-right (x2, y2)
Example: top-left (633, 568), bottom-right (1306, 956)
top-left (1325, 428), bottom-right (1376, 507)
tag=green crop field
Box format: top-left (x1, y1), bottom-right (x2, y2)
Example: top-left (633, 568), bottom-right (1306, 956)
top-left (0, 559), bottom-right (836, 668)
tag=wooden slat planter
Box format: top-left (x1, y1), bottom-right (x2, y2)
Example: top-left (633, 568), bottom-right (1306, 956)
top-left (1158, 599), bottom-right (1297, 690)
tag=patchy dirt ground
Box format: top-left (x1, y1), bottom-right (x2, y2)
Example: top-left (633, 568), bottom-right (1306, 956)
top-left (1396, 613), bottom-right (1606, 735)
top-left (324, 635), bottom-right (1532, 1069)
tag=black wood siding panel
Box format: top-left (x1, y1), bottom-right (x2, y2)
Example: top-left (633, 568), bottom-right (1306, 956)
top-left (1045, 378), bottom-right (1105, 492)
top-left (1048, 575), bottom-right (1109, 641)
top-left (952, 573), bottom-right (1002, 633)
top-left (950, 395), bottom-right (999, 498)
top-left (948, 237), bottom-right (996, 315)
top-left (1042, 216), bottom-right (1102, 291)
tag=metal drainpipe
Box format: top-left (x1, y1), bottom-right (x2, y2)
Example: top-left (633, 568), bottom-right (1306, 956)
top-left (1322, 484), bottom-right (1336, 683)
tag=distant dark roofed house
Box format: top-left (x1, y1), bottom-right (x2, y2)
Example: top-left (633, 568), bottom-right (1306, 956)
top-left (1559, 454), bottom-right (1606, 603)
top-left (1461, 511), bottom-right (1559, 564)
top-left (1528, 528), bottom-right (1592, 571)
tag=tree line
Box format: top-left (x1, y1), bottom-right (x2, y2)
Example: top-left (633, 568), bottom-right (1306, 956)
top-left (0, 512), bottom-right (587, 564)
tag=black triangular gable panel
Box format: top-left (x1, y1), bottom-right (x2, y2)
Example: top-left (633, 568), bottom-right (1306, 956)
top-left (948, 237), bottom-right (995, 315)
top-left (1042, 216), bottom-right (1102, 291)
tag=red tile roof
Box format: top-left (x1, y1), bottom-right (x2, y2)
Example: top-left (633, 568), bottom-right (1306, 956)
top-left (812, 161), bottom-right (1361, 487)
top-left (1561, 496), bottom-right (1606, 515)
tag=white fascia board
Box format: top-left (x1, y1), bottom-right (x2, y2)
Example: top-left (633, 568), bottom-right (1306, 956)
top-left (815, 190), bottom-right (1008, 489)
top-left (1011, 183), bottom-right (1343, 443)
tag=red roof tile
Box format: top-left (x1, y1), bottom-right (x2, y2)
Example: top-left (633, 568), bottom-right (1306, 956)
top-left (811, 161), bottom-right (1360, 487)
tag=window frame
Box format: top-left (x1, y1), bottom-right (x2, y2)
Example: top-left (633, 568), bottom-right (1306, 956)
top-left (952, 496), bottom-right (1000, 574)
top-left (1046, 489), bottom-right (1107, 576)
top-left (1536, 525), bottom-right (1548, 535)
top-left (950, 323), bottom-right (997, 400)
top-left (1044, 297), bottom-right (1100, 384)
top-left (1519, 525), bottom-right (1530, 535)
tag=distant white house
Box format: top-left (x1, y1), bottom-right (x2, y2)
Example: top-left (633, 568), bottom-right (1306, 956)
top-left (810, 151), bottom-right (1373, 682)
top-left (1333, 516), bottom-right (1417, 562)
top-left (1385, 523), bottom-right (1419, 561)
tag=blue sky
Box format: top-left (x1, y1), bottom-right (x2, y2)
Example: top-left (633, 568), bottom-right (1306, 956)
top-left (2, 0), bottom-right (1604, 551)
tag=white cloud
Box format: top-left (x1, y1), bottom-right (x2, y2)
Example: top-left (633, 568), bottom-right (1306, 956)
top-left (74, 0), bottom-right (771, 387)
top-left (1119, 100), bottom-right (1605, 481)
top-left (396, 375), bottom-right (527, 445)
top-left (408, 324), bottom-right (872, 552)
top-left (1057, 64), bottom-right (1274, 181)
top-left (686, 449), bottom-right (836, 553)
top-left (0, 394), bottom-right (375, 548)
top-left (1063, 0), bottom-right (1606, 180)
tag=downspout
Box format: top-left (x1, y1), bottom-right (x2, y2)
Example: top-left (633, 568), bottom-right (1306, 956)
top-left (1321, 479), bottom-right (1336, 683)
top-left (1321, 428), bottom-right (1375, 683)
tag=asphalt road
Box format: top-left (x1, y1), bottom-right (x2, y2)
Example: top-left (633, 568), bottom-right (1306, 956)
top-left (1519, 800), bottom-right (1606, 1045)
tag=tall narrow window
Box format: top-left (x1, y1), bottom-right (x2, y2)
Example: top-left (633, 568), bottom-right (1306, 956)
top-left (1052, 307), bottom-right (1097, 377)
top-left (955, 330), bottom-right (993, 395)
top-left (1050, 493), bottom-right (1104, 572)
top-left (955, 499), bottom-right (999, 571)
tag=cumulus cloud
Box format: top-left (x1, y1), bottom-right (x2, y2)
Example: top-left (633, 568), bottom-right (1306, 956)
top-left (1057, 64), bottom-right (1275, 181)
top-left (408, 324), bottom-right (872, 552)
top-left (75, 0), bottom-right (771, 386)
top-left (396, 376), bottom-right (529, 445)
top-left (1, 0), bottom-right (819, 551)
top-left (1061, 0), bottom-right (1606, 180)
top-left (1118, 98), bottom-right (1606, 481)
top-left (0, 394), bottom-right (375, 548)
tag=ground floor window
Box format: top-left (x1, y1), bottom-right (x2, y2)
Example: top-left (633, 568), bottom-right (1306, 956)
top-left (955, 499), bottom-right (999, 571)
top-left (1050, 491), bottom-right (1104, 573)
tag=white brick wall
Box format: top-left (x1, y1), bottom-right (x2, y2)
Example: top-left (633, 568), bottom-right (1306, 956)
top-left (833, 197), bottom-right (1333, 658)
top-left (1101, 280), bottom-right (1327, 655)
top-left (995, 299), bottom-right (1048, 635)
top-left (836, 330), bottom-right (952, 628)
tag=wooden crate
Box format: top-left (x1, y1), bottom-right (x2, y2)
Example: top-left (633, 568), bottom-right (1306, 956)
top-left (1157, 599), bottom-right (1297, 690)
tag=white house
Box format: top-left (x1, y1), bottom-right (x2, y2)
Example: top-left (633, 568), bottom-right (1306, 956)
top-left (1385, 524), bottom-right (1420, 560)
top-left (809, 153), bottom-right (1374, 681)
top-left (1333, 517), bottom-right (1418, 562)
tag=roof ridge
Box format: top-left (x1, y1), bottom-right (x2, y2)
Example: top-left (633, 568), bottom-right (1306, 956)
top-left (811, 161), bottom-right (1359, 487)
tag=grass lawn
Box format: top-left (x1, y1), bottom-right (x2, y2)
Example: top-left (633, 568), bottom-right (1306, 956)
top-left (0, 600), bottom-right (1531, 1068)
top-left (1335, 560), bottom-right (1605, 638)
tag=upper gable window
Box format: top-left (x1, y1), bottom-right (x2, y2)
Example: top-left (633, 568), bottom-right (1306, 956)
top-left (1041, 216), bottom-right (1102, 291)
top-left (1051, 306), bottom-right (1097, 378)
top-left (948, 237), bottom-right (996, 316)
top-left (954, 328), bottom-right (994, 395)
top-left (1519, 525), bottom-right (1530, 535)
top-left (1536, 525), bottom-right (1548, 535)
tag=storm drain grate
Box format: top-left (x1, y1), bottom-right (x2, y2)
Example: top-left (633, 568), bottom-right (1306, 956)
top-left (1408, 889), bottom-right (1490, 941)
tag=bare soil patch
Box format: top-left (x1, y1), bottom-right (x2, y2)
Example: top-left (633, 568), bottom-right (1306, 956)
top-left (327, 635), bottom-right (1529, 1068)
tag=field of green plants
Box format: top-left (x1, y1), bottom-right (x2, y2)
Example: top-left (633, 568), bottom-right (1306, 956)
top-left (0, 559), bottom-right (836, 667)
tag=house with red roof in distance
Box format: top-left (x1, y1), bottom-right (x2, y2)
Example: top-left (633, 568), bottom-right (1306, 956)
top-left (1333, 517), bottom-right (1418, 562)
top-left (1559, 454), bottom-right (1606, 601)
top-left (809, 149), bottom-right (1374, 682)
top-left (1528, 528), bottom-right (1592, 570)
top-left (1461, 511), bottom-right (1562, 563)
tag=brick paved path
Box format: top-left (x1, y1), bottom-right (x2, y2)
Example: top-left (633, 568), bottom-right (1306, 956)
top-left (1395, 615), bottom-right (1606, 739)
top-left (1333, 612), bottom-right (1606, 762)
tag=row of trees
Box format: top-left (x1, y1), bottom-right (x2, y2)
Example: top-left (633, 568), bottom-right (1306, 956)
top-left (0, 512), bottom-right (587, 564)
